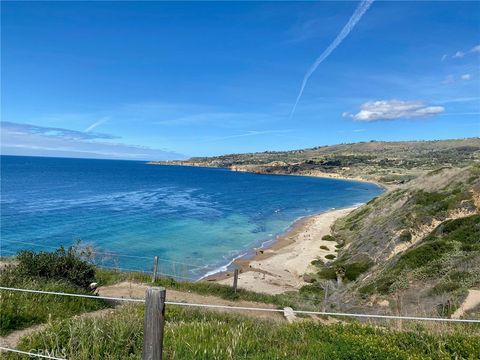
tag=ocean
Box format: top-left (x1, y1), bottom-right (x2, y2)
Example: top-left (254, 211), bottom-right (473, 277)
top-left (0, 155), bottom-right (383, 280)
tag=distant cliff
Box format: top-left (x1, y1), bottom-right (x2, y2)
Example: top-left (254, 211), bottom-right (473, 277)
top-left (149, 138), bottom-right (480, 185)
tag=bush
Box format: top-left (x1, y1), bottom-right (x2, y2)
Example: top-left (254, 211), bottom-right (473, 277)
top-left (317, 267), bottom-right (337, 280)
top-left (399, 230), bottom-right (412, 242)
top-left (396, 240), bottom-right (454, 271)
top-left (440, 215), bottom-right (480, 246)
top-left (322, 235), bottom-right (336, 241)
top-left (431, 281), bottom-right (461, 295)
top-left (16, 245), bottom-right (96, 290)
top-left (310, 259), bottom-right (324, 266)
top-left (325, 254), bottom-right (336, 260)
top-left (343, 262), bottom-right (372, 281)
top-left (320, 245), bottom-right (329, 251)
top-left (0, 274), bottom-right (108, 335)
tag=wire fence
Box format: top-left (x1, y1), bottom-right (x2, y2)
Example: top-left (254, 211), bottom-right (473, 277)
top-left (1, 238), bottom-right (206, 268)
top-left (2, 285), bottom-right (480, 359)
top-left (0, 347), bottom-right (66, 360)
top-left (1, 239), bottom-right (220, 282)
top-left (1, 286), bottom-right (479, 324)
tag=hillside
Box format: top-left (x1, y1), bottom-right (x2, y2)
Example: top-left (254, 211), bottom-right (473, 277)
top-left (306, 165), bottom-right (480, 317)
top-left (2, 248), bottom-right (479, 359)
top-left (151, 138), bottom-right (480, 185)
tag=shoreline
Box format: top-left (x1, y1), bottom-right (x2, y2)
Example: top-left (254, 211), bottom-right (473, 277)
top-left (147, 162), bottom-right (391, 191)
top-left (203, 206), bottom-right (359, 295)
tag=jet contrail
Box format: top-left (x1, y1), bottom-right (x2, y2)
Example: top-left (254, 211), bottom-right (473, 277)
top-left (85, 117), bottom-right (109, 132)
top-left (290, 0), bottom-right (374, 117)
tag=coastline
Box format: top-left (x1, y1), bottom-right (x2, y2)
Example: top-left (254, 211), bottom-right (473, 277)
top-left (148, 161), bottom-right (391, 191)
top-left (204, 206), bottom-right (359, 295)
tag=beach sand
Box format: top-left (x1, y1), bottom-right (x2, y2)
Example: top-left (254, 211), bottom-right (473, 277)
top-left (208, 207), bottom-right (357, 295)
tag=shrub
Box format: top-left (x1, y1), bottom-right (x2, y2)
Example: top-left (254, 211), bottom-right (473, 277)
top-left (399, 230), bottom-right (412, 242)
top-left (16, 245), bottom-right (95, 290)
top-left (440, 215), bottom-right (480, 246)
top-left (322, 235), bottom-right (336, 241)
top-left (431, 281), bottom-right (461, 295)
top-left (343, 262), bottom-right (372, 281)
top-left (395, 240), bottom-right (454, 271)
top-left (310, 259), bottom-right (324, 266)
top-left (317, 267), bottom-right (337, 280)
top-left (320, 245), bottom-right (329, 251)
top-left (0, 275), bottom-right (108, 335)
top-left (325, 254), bottom-right (336, 260)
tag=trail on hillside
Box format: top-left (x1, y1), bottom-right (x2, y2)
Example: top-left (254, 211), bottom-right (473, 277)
top-left (453, 290), bottom-right (480, 319)
top-left (0, 281), bottom-right (287, 349)
top-left (97, 281), bottom-right (285, 321)
top-left (0, 308), bottom-right (114, 349)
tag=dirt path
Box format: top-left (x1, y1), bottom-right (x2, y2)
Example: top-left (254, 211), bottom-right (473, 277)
top-left (98, 281), bottom-right (285, 322)
top-left (452, 289), bottom-right (480, 319)
top-left (0, 281), bottom-right (286, 349)
top-left (0, 308), bottom-right (114, 349)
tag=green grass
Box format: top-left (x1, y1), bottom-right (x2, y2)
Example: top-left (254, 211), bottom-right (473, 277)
top-left (0, 246), bottom-right (108, 335)
top-left (6, 304), bottom-right (480, 360)
top-left (360, 215), bottom-right (480, 296)
top-left (95, 268), bottom-right (331, 311)
top-left (0, 274), bottom-right (109, 335)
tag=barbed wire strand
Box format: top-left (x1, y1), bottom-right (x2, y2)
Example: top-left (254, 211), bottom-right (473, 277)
top-left (0, 347), bottom-right (66, 360)
top-left (95, 264), bottom-right (194, 281)
top-left (1, 239), bottom-right (208, 269)
top-left (1, 286), bottom-right (479, 324)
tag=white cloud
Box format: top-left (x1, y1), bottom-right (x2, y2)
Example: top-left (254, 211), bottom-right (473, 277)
top-left (461, 73), bottom-right (472, 81)
top-left (1, 121), bottom-right (186, 160)
top-left (442, 74), bottom-right (455, 84)
top-left (470, 44), bottom-right (480, 53)
top-left (453, 51), bottom-right (465, 58)
top-left (343, 100), bottom-right (445, 121)
top-left (441, 54), bottom-right (448, 62)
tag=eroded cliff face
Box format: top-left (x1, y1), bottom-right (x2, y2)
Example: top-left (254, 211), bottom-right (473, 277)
top-left (307, 166), bottom-right (480, 317)
top-left (150, 138), bottom-right (480, 186)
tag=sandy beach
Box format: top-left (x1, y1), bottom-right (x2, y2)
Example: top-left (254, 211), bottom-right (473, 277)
top-left (208, 206), bottom-right (357, 295)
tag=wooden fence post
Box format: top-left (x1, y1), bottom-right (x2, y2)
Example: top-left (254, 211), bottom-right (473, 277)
top-left (233, 269), bottom-right (239, 293)
top-left (142, 287), bottom-right (166, 360)
top-left (152, 256), bottom-right (158, 283)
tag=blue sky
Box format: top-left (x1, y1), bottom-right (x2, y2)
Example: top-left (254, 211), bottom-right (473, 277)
top-left (1, 1), bottom-right (479, 160)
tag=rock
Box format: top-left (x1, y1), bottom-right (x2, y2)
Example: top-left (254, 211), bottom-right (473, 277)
top-left (303, 274), bottom-right (316, 283)
top-left (378, 300), bottom-right (390, 307)
top-left (283, 307), bottom-right (296, 323)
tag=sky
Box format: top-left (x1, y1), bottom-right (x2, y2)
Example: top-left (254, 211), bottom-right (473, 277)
top-left (1, 1), bottom-right (479, 160)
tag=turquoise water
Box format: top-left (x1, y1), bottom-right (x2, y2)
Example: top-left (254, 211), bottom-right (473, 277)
top-left (0, 155), bottom-right (383, 279)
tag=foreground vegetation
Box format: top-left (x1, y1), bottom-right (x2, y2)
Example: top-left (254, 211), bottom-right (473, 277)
top-left (0, 247), bottom-right (110, 335)
top-left (6, 304), bottom-right (480, 360)
top-left (2, 245), bottom-right (480, 359)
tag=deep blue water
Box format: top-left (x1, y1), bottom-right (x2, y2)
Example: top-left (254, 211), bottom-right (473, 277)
top-left (0, 155), bottom-right (383, 279)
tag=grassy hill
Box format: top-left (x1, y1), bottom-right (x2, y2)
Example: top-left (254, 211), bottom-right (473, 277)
top-left (306, 165), bottom-right (480, 317)
top-left (152, 138), bottom-right (480, 185)
top-left (2, 247), bottom-right (480, 359)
